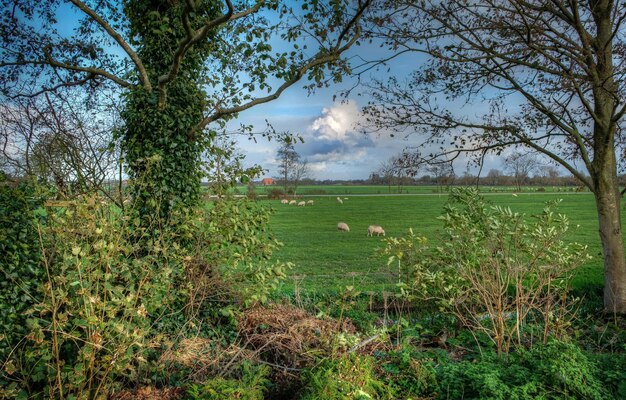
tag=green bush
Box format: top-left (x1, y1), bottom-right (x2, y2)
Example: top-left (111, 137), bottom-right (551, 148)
top-left (184, 362), bottom-right (269, 400)
top-left (377, 346), bottom-right (440, 399)
top-left (301, 354), bottom-right (392, 400)
top-left (589, 352), bottom-right (626, 399)
top-left (0, 179), bottom-right (48, 391)
top-left (437, 340), bottom-right (608, 400)
top-left (383, 188), bottom-right (589, 353)
top-left (266, 188), bottom-right (285, 200)
top-left (7, 194), bottom-right (189, 399)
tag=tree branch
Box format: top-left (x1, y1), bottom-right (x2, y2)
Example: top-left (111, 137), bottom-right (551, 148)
top-left (68, 0), bottom-right (151, 90)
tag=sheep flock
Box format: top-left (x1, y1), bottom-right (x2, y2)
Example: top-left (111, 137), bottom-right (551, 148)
top-left (279, 197), bottom-right (384, 238)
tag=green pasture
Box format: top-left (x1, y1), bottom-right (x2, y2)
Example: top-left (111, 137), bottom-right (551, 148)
top-left (264, 192), bottom-right (611, 297)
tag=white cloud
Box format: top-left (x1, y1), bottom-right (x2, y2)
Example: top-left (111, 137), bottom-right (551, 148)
top-left (310, 101), bottom-right (361, 143)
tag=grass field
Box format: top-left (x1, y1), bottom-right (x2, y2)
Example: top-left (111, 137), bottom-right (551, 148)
top-left (263, 191), bottom-right (613, 298)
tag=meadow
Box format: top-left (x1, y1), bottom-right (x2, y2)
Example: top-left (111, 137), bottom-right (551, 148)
top-left (263, 190), bottom-right (610, 297)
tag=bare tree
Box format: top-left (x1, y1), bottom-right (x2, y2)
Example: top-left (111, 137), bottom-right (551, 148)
top-left (276, 140), bottom-right (308, 195)
top-left (539, 165), bottom-right (562, 186)
top-left (428, 161), bottom-right (455, 193)
top-left (486, 169), bottom-right (504, 186)
top-left (377, 158), bottom-right (396, 193)
top-left (505, 152), bottom-right (541, 191)
top-left (362, 0), bottom-right (626, 312)
top-left (1, 92), bottom-right (121, 201)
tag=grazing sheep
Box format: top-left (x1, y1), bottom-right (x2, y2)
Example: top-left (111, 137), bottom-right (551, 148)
top-left (307, 200), bottom-right (314, 205)
top-left (281, 199), bottom-right (289, 204)
top-left (337, 222), bottom-right (350, 232)
top-left (367, 225), bottom-right (385, 237)
top-left (298, 201), bottom-right (306, 206)
top-left (336, 197), bottom-right (343, 204)
top-left (289, 200), bottom-right (297, 205)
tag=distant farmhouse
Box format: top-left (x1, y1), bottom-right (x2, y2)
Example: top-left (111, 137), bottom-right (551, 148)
top-left (261, 178), bottom-right (274, 185)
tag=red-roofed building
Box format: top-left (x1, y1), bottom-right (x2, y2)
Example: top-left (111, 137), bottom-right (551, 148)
top-left (261, 178), bottom-right (274, 185)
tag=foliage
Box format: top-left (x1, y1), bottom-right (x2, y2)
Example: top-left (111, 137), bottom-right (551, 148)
top-left (266, 188), bottom-right (285, 200)
top-left (195, 199), bottom-right (291, 308)
top-left (0, 178), bottom-right (48, 391)
top-left (3, 194), bottom-right (191, 399)
top-left (184, 362), bottom-right (269, 400)
top-left (437, 341), bottom-right (608, 400)
top-left (376, 346), bottom-right (440, 399)
top-left (589, 352), bottom-right (626, 399)
top-left (1, 189), bottom-right (289, 397)
top-left (300, 354), bottom-right (392, 400)
top-left (382, 188), bottom-right (590, 353)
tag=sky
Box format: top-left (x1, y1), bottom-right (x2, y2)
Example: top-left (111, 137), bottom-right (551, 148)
top-left (229, 65), bottom-right (505, 181)
top-left (44, 2), bottom-right (519, 181)
top-left (226, 29), bottom-right (506, 182)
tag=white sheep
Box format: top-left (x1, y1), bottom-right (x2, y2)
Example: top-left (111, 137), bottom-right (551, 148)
top-left (307, 200), bottom-right (314, 205)
top-left (281, 199), bottom-right (289, 204)
top-left (367, 225), bottom-right (385, 237)
top-left (336, 197), bottom-right (343, 204)
top-left (337, 222), bottom-right (350, 232)
top-left (298, 201), bottom-right (306, 206)
top-left (289, 200), bottom-right (297, 205)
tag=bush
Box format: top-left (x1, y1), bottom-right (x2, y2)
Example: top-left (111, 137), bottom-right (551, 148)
top-left (184, 362), bottom-right (269, 400)
top-left (377, 346), bottom-right (440, 399)
top-left (266, 188), bottom-right (285, 200)
top-left (383, 188), bottom-right (589, 353)
top-left (437, 341), bottom-right (608, 400)
top-left (301, 354), bottom-right (392, 400)
top-left (6, 194), bottom-right (187, 399)
top-left (0, 179), bottom-right (49, 392)
top-left (1, 193), bottom-right (289, 398)
top-left (589, 352), bottom-right (626, 399)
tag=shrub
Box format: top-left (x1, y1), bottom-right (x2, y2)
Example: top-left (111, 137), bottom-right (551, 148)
top-left (377, 346), bottom-right (440, 399)
top-left (0, 179), bottom-right (49, 395)
top-left (6, 195), bottom-right (187, 399)
top-left (184, 362), bottom-right (269, 400)
top-left (266, 188), bottom-right (285, 200)
top-left (589, 352), bottom-right (626, 399)
top-left (437, 340), bottom-right (608, 400)
top-left (300, 354), bottom-right (392, 400)
top-left (383, 188), bottom-right (589, 353)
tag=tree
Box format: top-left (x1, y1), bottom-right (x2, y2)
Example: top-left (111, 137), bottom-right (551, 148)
top-left (486, 169), bottom-right (504, 186)
top-left (0, 92), bottom-right (121, 201)
top-left (427, 161), bottom-right (455, 193)
top-left (362, 0), bottom-right (626, 312)
top-left (504, 151), bottom-right (541, 191)
top-left (276, 139), bottom-right (308, 194)
top-left (539, 165), bottom-right (562, 186)
top-left (1, 0), bottom-right (372, 225)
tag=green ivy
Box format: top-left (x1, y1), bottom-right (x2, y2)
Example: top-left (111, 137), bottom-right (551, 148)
top-left (0, 178), bottom-right (48, 375)
top-left (120, 0), bottom-right (219, 225)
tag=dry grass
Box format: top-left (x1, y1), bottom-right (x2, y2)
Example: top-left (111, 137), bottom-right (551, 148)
top-left (238, 304), bottom-right (356, 370)
top-left (111, 387), bottom-right (184, 400)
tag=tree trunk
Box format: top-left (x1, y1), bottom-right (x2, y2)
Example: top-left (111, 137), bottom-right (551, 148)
top-left (594, 174), bottom-right (626, 313)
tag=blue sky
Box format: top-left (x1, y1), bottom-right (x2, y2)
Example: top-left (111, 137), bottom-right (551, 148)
top-left (46, 2), bottom-right (513, 181)
top-left (229, 63), bottom-right (503, 181)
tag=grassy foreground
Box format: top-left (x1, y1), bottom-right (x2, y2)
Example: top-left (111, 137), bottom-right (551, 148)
top-left (264, 192), bottom-right (610, 296)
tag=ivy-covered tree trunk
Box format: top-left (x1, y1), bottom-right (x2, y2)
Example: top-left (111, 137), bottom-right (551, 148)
top-left (121, 0), bottom-right (215, 224)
